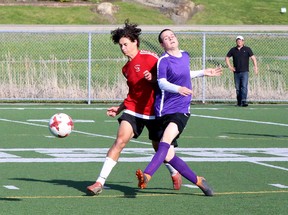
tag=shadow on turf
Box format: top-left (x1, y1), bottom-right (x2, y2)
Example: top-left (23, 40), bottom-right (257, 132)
top-left (10, 178), bottom-right (200, 198)
top-left (10, 178), bottom-right (97, 194)
top-left (0, 197), bottom-right (22, 201)
top-left (9, 178), bottom-right (142, 198)
top-left (226, 132), bottom-right (288, 138)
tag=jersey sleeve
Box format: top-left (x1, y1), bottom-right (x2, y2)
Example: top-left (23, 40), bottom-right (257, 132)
top-left (157, 57), bottom-right (168, 79)
top-left (226, 48), bottom-right (233, 57)
top-left (247, 47), bottom-right (254, 57)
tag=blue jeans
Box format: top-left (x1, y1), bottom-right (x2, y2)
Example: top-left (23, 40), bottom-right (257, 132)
top-left (234, 71), bottom-right (249, 105)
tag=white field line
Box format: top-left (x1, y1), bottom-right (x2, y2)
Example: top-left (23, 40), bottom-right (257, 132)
top-left (1, 112), bottom-right (288, 170)
top-left (3, 185), bottom-right (19, 190)
top-left (249, 161), bottom-right (288, 171)
top-left (1, 148), bottom-right (287, 162)
top-left (191, 113), bottom-right (288, 176)
top-left (191, 114), bottom-right (288, 127)
top-left (0, 107), bottom-right (107, 110)
top-left (0, 118), bottom-right (151, 145)
top-left (269, 184), bottom-right (288, 188)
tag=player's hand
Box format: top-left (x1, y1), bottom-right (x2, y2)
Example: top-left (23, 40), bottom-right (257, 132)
top-left (107, 106), bottom-right (119, 117)
top-left (178, 86), bottom-right (192, 96)
top-left (143, 70), bottom-right (152, 81)
top-left (204, 66), bottom-right (223, 76)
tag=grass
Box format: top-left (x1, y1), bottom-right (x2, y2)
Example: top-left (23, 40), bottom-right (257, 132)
top-left (0, 0), bottom-right (287, 25)
top-left (0, 104), bottom-right (288, 214)
top-left (0, 2), bottom-right (173, 25)
top-left (0, 5), bottom-right (105, 24)
top-left (190, 0), bottom-right (288, 25)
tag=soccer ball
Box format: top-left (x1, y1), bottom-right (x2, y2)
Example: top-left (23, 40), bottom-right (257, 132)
top-left (49, 113), bottom-right (74, 138)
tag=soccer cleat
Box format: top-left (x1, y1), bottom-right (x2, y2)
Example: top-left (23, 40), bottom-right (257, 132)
top-left (87, 182), bottom-right (103, 196)
top-left (171, 172), bottom-right (182, 190)
top-left (136, 169), bottom-right (148, 189)
top-left (196, 176), bottom-right (214, 196)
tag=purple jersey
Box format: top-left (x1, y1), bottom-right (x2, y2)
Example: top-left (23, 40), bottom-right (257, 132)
top-left (155, 51), bottom-right (192, 117)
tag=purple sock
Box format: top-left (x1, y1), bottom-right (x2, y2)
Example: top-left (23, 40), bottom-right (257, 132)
top-left (168, 155), bottom-right (197, 184)
top-left (144, 142), bottom-right (170, 176)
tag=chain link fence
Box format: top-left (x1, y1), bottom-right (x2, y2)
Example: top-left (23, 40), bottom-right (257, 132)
top-left (0, 30), bottom-right (287, 104)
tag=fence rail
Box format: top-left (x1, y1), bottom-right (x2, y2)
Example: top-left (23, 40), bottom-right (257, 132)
top-left (0, 30), bottom-right (287, 104)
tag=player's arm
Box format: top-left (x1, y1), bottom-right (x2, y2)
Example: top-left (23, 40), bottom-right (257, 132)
top-left (158, 59), bottom-right (180, 93)
top-left (144, 60), bottom-right (158, 83)
top-left (143, 70), bottom-right (157, 83)
top-left (158, 58), bottom-right (192, 96)
top-left (190, 66), bottom-right (222, 79)
top-left (190, 70), bottom-right (204, 79)
top-left (158, 78), bottom-right (192, 96)
top-left (204, 66), bottom-right (223, 77)
top-left (107, 102), bottom-right (125, 117)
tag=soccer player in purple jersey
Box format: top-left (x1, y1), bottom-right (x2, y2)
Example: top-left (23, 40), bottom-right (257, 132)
top-left (136, 29), bottom-right (222, 196)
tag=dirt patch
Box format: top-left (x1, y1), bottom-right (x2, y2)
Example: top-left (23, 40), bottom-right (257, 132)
top-left (124, 0), bottom-right (204, 24)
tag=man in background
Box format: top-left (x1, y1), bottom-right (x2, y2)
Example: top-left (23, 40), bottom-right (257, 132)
top-left (225, 35), bottom-right (258, 107)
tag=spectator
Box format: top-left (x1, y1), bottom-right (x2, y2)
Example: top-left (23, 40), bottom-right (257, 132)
top-left (225, 35), bottom-right (258, 107)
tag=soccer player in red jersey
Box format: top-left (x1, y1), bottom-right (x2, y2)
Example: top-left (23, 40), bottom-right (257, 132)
top-left (86, 20), bottom-right (182, 195)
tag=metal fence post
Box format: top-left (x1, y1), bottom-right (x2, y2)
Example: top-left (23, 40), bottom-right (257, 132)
top-left (87, 32), bottom-right (92, 105)
top-left (202, 32), bottom-right (206, 103)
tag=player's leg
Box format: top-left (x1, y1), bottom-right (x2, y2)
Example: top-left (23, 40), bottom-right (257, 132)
top-left (136, 148), bottom-right (213, 196)
top-left (165, 114), bottom-right (213, 196)
top-left (168, 155), bottom-right (214, 196)
top-left (149, 117), bottom-right (182, 190)
top-left (87, 120), bottom-right (134, 195)
top-left (136, 113), bottom-right (212, 195)
top-left (152, 140), bottom-right (179, 176)
top-left (106, 120), bottom-right (134, 161)
top-left (136, 122), bottom-right (178, 188)
top-left (151, 140), bottom-right (182, 190)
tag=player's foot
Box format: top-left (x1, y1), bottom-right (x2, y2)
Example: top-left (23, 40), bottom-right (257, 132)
top-left (196, 176), bottom-right (214, 196)
top-left (136, 169), bottom-right (148, 189)
top-left (87, 182), bottom-right (103, 196)
top-left (171, 172), bottom-right (182, 190)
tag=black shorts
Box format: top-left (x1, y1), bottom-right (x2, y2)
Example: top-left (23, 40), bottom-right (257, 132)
top-left (118, 113), bottom-right (178, 146)
top-left (118, 113), bottom-right (158, 140)
top-left (155, 113), bottom-right (190, 144)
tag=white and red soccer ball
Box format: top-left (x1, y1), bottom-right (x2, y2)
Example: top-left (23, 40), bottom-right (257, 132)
top-left (49, 113), bottom-right (74, 138)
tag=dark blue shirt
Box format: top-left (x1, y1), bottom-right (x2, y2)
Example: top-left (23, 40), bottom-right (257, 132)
top-left (226, 46), bottom-right (254, 72)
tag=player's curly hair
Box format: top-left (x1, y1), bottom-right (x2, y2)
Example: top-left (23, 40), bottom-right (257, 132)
top-left (111, 19), bottom-right (142, 47)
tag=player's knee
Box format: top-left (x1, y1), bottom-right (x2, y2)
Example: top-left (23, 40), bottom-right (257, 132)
top-left (113, 138), bottom-right (128, 150)
top-left (165, 152), bottom-right (175, 162)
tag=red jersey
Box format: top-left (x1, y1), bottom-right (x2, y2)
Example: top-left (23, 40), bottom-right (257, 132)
top-left (122, 50), bottom-right (158, 119)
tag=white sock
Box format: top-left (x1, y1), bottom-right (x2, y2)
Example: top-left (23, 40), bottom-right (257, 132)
top-left (165, 163), bottom-right (178, 176)
top-left (96, 157), bottom-right (117, 185)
